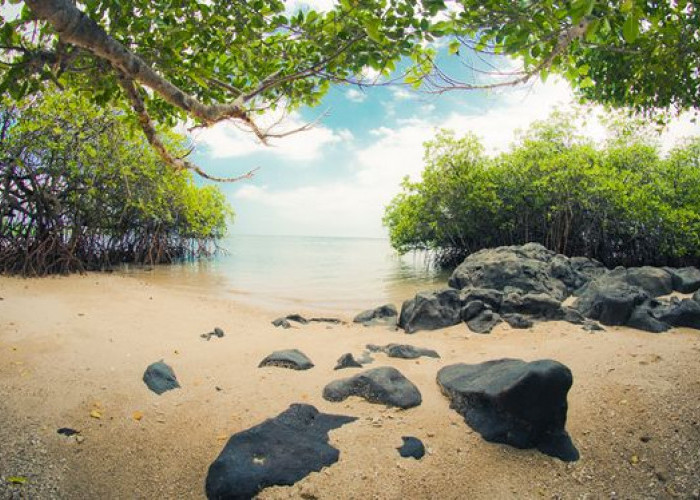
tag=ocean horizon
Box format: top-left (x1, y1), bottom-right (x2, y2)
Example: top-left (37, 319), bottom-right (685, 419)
top-left (124, 233), bottom-right (449, 313)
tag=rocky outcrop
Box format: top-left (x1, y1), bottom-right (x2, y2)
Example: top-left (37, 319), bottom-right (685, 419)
top-left (501, 292), bottom-right (563, 319)
top-left (143, 361), bottom-right (180, 395)
top-left (366, 343), bottom-right (440, 360)
top-left (398, 289), bottom-right (462, 333)
top-left (323, 367), bottom-right (422, 409)
top-left (626, 300), bottom-right (672, 333)
top-left (573, 279), bottom-right (649, 326)
top-left (656, 298), bottom-right (700, 329)
top-left (354, 304), bottom-right (398, 326)
top-left (397, 436), bottom-right (425, 459)
top-left (437, 359), bottom-right (578, 461)
top-left (205, 404), bottom-right (356, 499)
top-left (448, 243), bottom-right (590, 300)
top-left (258, 349), bottom-right (314, 370)
top-left (502, 313), bottom-right (533, 329)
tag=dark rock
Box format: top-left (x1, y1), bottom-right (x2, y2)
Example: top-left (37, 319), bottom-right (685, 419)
top-left (334, 353), bottom-right (363, 370)
top-left (460, 288), bottom-right (504, 310)
top-left (466, 309), bottom-right (502, 334)
top-left (366, 343), bottom-right (440, 360)
top-left (626, 300), bottom-right (672, 333)
top-left (437, 359), bottom-right (578, 461)
top-left (205, 404), bottom-right (356, 499)
top-left (398, 289), bottom-right (462, 334)
top-left (322, 367), bottom-right (422, 409)
top-left (143, 361), bottom-right (180, 395)
top-left (448, 243), bottom-right (575, 300)
top-left (272, 318), bottom-right (292, 329)
top-left (201, 327), bottom-right (225, 340)
top-left (665, 267), bottom-right (700, 293)
top-left (582, 320), bottom-right (604, 332)
top-left (549, 254), bottom-right (591, 291)
top-left (460, 300), bottom-right (485, 322)
top-left (501, 292), bottom-right (563, 319)
top-left (694, 289), bottom-right (700, 303)
top-left (258, 349), bottom-right (314, 370)
top-left (623, 267), bottom-right (674, 297)
top-left (397, 436), bottom-right (425, 459)
top-left (502, 313), bottom-right (533, 329)
top-left (562, 307), bottom-right (586, 325)
top-left (569, 256), bottom-right (607, 282)
top-left (286, 314), bottom-right (309, 324)
top-left (656, 298), bottom-right (700, 329)
top-left (573, 279), bottom-right (648, 325)
top-left (353, 304), bottom-right (398, 326)
top-left (57, 428), bottom-right (79, 437)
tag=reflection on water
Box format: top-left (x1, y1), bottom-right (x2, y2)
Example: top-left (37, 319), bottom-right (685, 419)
top-left (121, 235), bottom-right (450, 312)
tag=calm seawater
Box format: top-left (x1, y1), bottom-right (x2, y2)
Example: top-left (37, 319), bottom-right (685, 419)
top-left (125, 235), bottom-right (449, 313)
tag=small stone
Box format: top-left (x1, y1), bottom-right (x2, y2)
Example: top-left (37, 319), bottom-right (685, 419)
top-left (75, 435), bottom-right (85, 444)
top-left (639, 435), bottom-right (651, 443)
top-left (629, 455), bottom-right (639, 465)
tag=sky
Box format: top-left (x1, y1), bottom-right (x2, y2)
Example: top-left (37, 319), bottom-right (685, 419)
top-left (190, 72), bottom-right (700, 239)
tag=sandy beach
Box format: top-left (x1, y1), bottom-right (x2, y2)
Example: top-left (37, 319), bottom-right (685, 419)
top-left (1, 273), bottom-right (699, 499)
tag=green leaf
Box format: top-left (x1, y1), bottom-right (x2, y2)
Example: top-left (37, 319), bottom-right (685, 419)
top-left (365, 18), bottom-right (381, 43)
top-left (622, 14), bottom-right (639, 43)
top-left (579, 76), bottom-right (595, 88)
top-left (448, 39), bottom-right (460, 55)
top-left (7, 476), bottom-right (27, 485)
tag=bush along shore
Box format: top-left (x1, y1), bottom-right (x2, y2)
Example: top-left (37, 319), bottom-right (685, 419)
top-left (0, 91), bottom-right (232, 276)
top-left (384, 112), bottom-right (700, 269)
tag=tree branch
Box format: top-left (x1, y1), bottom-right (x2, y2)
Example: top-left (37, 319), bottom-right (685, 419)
top-left (116, 73), bottom-right (259, 183)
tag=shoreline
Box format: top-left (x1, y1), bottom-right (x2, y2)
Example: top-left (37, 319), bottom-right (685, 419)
top-left (1, 273), bottom-right (699, 499)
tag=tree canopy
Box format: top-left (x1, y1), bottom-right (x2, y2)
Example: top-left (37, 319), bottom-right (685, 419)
top-left (384, 112), bottom-right (700, 268)
top-left (0, 1), bottom-right (696, 180)
top-left (0, 89), bottom-right (232, 275)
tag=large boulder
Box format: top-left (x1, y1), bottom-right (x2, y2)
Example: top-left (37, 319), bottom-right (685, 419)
top-left (448, 243), bottom-right (582, 300)
top-left (459, 288), bottom-right (504, 311)
top-left (258, 349), bottom-right (314, 370)
top-left (664, 267), bottom-right (700, 294)
top-left (622, 267), bottom-right (674, 297)
top-left (656, 298), bottom-right (700, 329)
top-left (625, 300), bottom-right (672, 333)
top-left (437, 359), bottom-right (578, 461)
top-left (322, 367), bottom-right (422, 409)
top-left (205, 404), bottom-right (356, 499)
top-left (573, 278), bottom-right (649, 326)
top-left (398, 289), bottom-right (462, 334)
top-left (353, 304), bottom-right (397, 326)
top-left (569, 256), bottom-right (607, 282)
top-left (143, 361), bottom-right (180, 395)
top-left (501, 292), bottom-right (563, 319)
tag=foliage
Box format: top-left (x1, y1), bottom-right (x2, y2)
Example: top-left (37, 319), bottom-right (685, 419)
top-left (0, 90), bottom-right (232, 275)
top-left (384, 112), bottom-right (700, 268)
top-left (0, 1), bottom-right (695, 180)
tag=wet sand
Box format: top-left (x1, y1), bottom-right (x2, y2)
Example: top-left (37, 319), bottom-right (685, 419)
top-left (0, 274), bottom-right (699, 499)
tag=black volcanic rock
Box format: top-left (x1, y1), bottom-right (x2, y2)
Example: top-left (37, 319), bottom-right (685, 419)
top-left (258, 349), bottom-right (314, 370)
top-left (334, 353), bottom-right (363, 370)
top-left (366, 343), bottom-right (440, 360)
top-left (322, 367), bottom-right (422, 409)
top-left (466, 309), bottom-right (502, 334)
top-left (664, 266), bottom-right (700, 294)
top-left (143, 361), bottom-right (180, 395)
top-left (502, 313), bottom-right (534, 329)
top-left (398, 289), bottom-right (462, 333)
top-left (354, 304), bottom-right (398, 326)
top-left (573, 279), bottom-right (648, 326)
top-left (437, 358), bottom-right (578, 461)
top-left (397, 436), bottom-right (425, 459)
top-left (205, 404), bottom-right (356, 499)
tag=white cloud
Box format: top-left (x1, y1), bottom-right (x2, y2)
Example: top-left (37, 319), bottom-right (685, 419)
top-left (390, 87), bottom-right (415, 100)
top-left (345, 88), bottom-right (367, 103)
top-left (193, 110), bottom-right (343, 161)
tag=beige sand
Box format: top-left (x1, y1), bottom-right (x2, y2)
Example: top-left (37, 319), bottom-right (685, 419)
top-left (0, 274), bottom-right (699, 499)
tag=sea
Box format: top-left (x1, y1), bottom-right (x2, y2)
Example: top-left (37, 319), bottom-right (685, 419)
top-left (125, 234), bottom-right (449, 313)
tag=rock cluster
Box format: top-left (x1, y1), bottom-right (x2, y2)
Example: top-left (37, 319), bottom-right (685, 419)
top-left (395, 243), bottom-right (700, 334)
